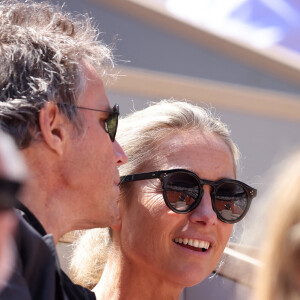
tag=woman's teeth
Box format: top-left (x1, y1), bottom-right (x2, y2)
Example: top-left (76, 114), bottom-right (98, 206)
top-left (174, 238), bottom-right (210, 251)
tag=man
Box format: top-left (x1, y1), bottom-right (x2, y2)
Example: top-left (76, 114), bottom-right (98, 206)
top-left (0, 131), bottom-right (26, 293)
top-left (0, 1), bottom-right (127, 299)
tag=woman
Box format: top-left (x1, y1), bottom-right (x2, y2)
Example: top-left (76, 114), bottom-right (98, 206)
top-left (254, 150), bottom-right (300, 300)
top-left (70, 100), bottom-right (257, 299)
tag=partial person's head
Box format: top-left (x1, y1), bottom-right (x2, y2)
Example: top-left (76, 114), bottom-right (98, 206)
top-left (0, 130), bottom-right (26, 291)
top-left (0, 131), bottom-right (26, 188)
top-left (254, 150), bottom-right (300, 300)
top-left (0, 0), bottom-right (127, 228)
top-left (71, 100), bottom-right (256, 290)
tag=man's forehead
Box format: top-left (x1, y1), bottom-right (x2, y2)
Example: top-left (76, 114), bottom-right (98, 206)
top-left (77, 60), bottom-right (110, 110)
top-left (80, 60), bottom-right (102, 81)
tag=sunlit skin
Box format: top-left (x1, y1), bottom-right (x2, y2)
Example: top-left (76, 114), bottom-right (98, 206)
top-left (58, 61), bottom-right (128, 229)
top-left (95, 130), bottom-right (235, 300)
top-left (20, 61), bottom-right (127, 243)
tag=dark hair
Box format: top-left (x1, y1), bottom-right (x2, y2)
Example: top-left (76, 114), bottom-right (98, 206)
top-left (0, 0), bottom-right (114, 148)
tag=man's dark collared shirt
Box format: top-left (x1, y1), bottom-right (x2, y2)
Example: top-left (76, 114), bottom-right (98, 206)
top-left (0, 201), bottom-right (96, 300)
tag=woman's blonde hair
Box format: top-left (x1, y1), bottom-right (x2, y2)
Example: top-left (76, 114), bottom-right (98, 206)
top-left (70, 99), bottom-right (240, 289)
top-left (254, 150), bottom-right (300, 300)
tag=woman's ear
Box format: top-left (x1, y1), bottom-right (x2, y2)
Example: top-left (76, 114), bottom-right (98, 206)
top-left (39, 101), bottom-right (67, 156)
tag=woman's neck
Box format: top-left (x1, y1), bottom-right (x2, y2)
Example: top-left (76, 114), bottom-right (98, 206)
top-left (93, 250), bottom-right (183, 300)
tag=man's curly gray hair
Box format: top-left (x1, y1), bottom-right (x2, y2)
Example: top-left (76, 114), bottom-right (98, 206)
top-left (0, 0), bottom-right (114, 148)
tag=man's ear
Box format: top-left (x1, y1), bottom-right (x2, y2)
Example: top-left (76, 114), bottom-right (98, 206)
top-left (39, 101), bottom-right (67, 155)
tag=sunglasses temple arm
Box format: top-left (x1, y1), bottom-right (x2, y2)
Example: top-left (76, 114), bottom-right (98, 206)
top-left (120, 171), bottom-right (164, 184)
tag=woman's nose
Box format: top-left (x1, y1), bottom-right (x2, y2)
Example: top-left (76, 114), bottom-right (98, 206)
top-left (189, 186), bottom-right (217, 226)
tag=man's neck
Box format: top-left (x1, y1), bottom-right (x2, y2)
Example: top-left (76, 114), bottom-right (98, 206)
top-left (20, 145), bottom-right (75, 244)
top-left (19, 185), bottom-right (70, 244)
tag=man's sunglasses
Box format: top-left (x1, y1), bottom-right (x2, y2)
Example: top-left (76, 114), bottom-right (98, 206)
top-left (0, 178), bottom-right (21, 211)
top-left (57, 103), bottom-right (119, 142)
top-left (120, 169), bottom-right (257, 224)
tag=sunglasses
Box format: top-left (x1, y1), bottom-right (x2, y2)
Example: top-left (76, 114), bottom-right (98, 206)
top-left (0, 178), bottom-right (21, 211)
top-left (57, 103), bottom-right (119, 142)
top-left (75, 104), bottom-right (119, 142)
top-left (120, 169), bottom-right (257, 224)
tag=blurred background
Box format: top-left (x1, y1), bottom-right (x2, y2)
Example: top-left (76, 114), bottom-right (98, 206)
top-left (51, 0), bottom-right (300, 299)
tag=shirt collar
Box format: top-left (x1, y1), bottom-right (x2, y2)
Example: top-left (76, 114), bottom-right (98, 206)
top-left (15, 200), bottom-right (47, 236)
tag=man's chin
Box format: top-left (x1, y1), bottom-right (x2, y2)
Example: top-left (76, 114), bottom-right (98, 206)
top-left (110, 217), bottom-right (121, 230)
top-left (108, 198), bottom-right (121, 230)
top-left (109, 206), bottom-right (121, 230)
top-left (92, 208), bottom-right (120, 229)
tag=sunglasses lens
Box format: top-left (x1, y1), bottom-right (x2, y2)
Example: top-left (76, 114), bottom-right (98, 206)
top-left (106, 113), bottom-right (118, 142)
top-left (163, 172), bottom-right (200, 212)
top-left (215, 183), bottom-right (248, 222)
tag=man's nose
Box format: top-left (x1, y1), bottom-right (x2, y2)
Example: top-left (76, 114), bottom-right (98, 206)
top-left (113, 140), bottom-right (128, 166)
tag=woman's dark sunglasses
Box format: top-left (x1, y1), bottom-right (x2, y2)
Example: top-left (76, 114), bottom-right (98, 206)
top-left (57, 103), bottom-right (119, 142)
top-left (120, 169), bottom-right (257, 224)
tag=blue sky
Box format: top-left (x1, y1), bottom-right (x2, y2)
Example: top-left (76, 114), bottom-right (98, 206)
top-left (160, 0), bottom-right (300, 53)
